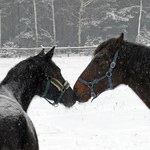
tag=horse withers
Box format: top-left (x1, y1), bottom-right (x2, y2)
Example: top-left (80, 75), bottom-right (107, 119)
top-left (0, 47), bottom-right (76, 150)
top-left (74, 33), bottom-right (150, 109)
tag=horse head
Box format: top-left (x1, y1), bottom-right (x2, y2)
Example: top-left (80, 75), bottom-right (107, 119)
top-left (2, 47), bottom-right (77, 109)
top-left (74, 33), bottom-right (124, 102)
top-left (34, 47), bottom-right (77, 107)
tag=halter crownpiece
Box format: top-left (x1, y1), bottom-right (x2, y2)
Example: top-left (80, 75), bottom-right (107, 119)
top-left (42, 77), bottom-right (70, 106)
top-left (78, 50), bottom-right (119, 101)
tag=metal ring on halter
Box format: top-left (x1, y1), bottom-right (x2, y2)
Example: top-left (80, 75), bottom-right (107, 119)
top-left (106, 71), bottom-right (112, 77)
top-left (88, 82), bottom-right (93, 88)
top-left (91, 92), bottom-right (97, 98)
top-left (110, 62), bottom-right (116, 68)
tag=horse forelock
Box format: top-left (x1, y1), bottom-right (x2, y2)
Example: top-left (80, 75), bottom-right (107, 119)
top-left (93, 41), bottom-right (108, 56)
top-left (93, 37), bottom-right (119, 57)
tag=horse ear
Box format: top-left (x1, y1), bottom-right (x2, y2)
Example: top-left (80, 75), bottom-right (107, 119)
top-left (37, 48), bottom-right (45, 57)
top-left (117, 33), bottom-right (124, 42)
top-left (115, 33), bottom-right (124, 47)
top-left (45, 46), bottom-right (55, 60)
top-left (119, 33), bottom-right (124, 41)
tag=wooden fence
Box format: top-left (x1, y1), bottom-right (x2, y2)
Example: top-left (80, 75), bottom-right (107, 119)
top-left (0, 46), bottom-right (97, 57)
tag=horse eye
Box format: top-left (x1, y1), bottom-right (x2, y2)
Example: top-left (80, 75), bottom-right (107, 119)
top-left (57, 68), bottom-right (61, 72)
top-left (94, 59), bottom-right (99, 64)
top-left (106, 61), bottom-right (109, 65)
top-left (54, 66), bottom-right (61, 72)
top-left (99, 68), bottom-right (105, 74)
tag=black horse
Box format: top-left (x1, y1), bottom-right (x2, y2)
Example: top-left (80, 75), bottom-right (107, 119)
top-left (0, 47), bottom-right (76, 149)
top-left (74, 33), bottom-right (150, 109)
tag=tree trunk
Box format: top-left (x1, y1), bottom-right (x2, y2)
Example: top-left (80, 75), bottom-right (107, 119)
top-left (78, 0), bottom-right (83, 47)
top-left (78, 0), bottom-right (94, 46)
top-left (0, 10), bottom-right (1, 48)
top-left (137, 0), bottom-right (143, 39)
top-left (33, 0), bottom-right (38, 47)
top-left (51, 0), bottom-right (56, 45)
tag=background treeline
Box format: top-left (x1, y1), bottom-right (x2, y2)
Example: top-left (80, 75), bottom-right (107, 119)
top-left (0, 0), bottom-right (150, 48)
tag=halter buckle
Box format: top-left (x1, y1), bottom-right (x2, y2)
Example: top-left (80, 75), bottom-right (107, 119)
top-left (110, 62), bottom-right (116, 68)
top-left (88, 82), bottom-right (93, 88)
top-left (106, 71), bottom-right (112, 77)
top-left (91, 92), bottom-right (96, 98)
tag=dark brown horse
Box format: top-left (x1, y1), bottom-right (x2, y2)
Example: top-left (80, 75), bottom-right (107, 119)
top-left (74, 33), bottom-right (150, 109)
top-left (0, 47), bottom-right (76, 149)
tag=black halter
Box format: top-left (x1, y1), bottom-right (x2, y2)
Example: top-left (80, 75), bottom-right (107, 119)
top-left (78, 50), bottom-right (119, 100)
top-left (42, 77), bottom-right (70, 106)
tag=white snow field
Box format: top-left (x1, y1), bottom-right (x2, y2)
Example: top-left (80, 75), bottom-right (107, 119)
top-left (0, 56), bottom-right (150, 150)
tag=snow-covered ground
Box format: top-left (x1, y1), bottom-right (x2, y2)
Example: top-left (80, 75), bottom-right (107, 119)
top-left (0, 56), bottom-right (150, 150)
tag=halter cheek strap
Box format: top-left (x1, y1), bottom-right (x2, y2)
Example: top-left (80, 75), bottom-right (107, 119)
top-left (42, 78), bottom-right (70, 106)
top-left (78, 50), bottom-right (119, 100)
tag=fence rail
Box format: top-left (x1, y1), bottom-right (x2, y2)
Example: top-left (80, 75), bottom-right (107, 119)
top-left (0, 46), bottom-right (98, 57)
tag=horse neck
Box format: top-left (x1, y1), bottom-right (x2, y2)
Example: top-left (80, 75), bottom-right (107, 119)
top-left (115, 42), bottom-right (150, 107)
top-left (0, 78), bottom-right (38, 112)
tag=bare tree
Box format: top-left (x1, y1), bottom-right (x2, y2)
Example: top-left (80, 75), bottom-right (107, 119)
top-left (78, 0), bottom-right (94, 46)
top-left (137, 0), bottom-right (143, 39)
top-left (41, 0), bottom-right (56, 45)
top-left (33, 0), bottom-right (39, 47)
top-left (51, 0), bottom-right (56, 45)
top-left (0, 10), bottom-right (2, 48)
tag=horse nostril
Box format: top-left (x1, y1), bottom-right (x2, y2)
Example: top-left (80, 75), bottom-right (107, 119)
top-left (73, 88), bottom-right (82, 102)
top-left (74, 87), bottom-right (78, 94)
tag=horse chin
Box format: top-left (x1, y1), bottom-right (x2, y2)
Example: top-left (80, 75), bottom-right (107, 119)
top-left (77, 99), bottom-right (89, 103)
top-left (76, 95), bottom-right (90, 103)
top-left (61, 97), bottom-right (76, 108)
top-left (61, 101), bottom-right (75, 108)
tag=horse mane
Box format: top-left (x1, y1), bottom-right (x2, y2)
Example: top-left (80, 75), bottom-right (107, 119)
top-left (1, 57), bottom-right (39, 85)
top-left (93, 37), bottom-right (150, 58)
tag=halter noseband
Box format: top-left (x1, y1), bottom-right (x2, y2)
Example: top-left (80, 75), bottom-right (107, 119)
top-left (42, 78), bottom-right (70, 106)
top-left (78, 50), bottom-right (119, 100)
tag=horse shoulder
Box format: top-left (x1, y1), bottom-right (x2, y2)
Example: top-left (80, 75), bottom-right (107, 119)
top-left (0, 98), bottom-right (39, 150)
